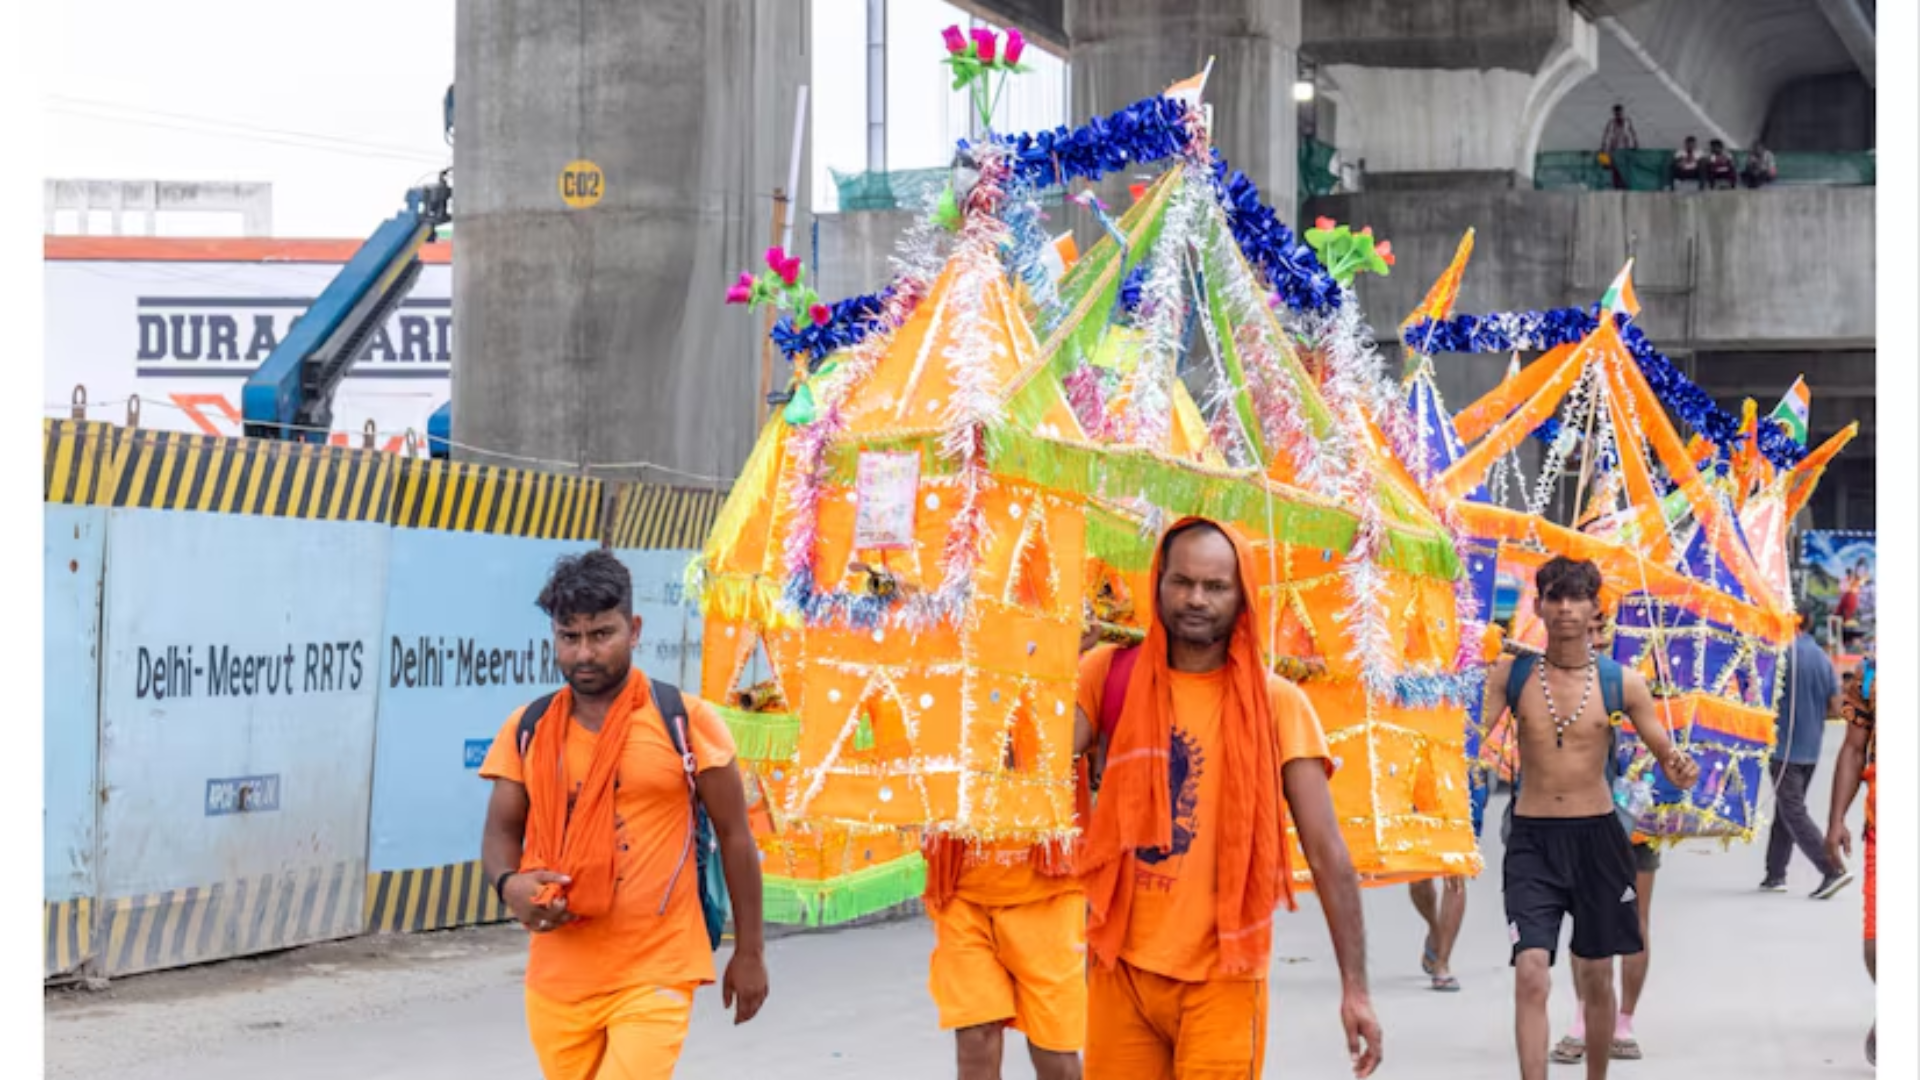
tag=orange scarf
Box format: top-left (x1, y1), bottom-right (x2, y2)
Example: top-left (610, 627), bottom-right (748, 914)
top-left (1078, 517), bottom-right (1294, 976)
top-left (519, 678), bottom-right (641, 919)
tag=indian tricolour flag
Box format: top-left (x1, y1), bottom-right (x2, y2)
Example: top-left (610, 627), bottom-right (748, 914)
top-left (1770, 376), bottom-right (1810, 445)
top-left (1599, 259), bottom-right (1641, 319)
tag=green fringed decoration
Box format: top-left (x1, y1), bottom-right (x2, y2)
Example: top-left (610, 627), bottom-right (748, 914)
top-left (762, 854), bottom-right (928, 927)
top-left (821, 437), bottom-right (951, 486)
top-left (853, 711), bottom-right (875, 751)
top-left (1085, 509), bottom-right (1156, 572)
top-left (984, 428), bottom-right (1461, 581)
top-left (711, 705), bottom-right (801, 763)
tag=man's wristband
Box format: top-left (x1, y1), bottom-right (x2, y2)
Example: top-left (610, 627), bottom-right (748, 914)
top-left (494, 870), bottom-right (516, 904)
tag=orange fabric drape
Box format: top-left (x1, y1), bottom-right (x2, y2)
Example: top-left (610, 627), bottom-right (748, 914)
top-left (520, 681), bottom-right (641, 918)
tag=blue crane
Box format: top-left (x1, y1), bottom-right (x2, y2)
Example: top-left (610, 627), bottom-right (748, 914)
top-left (240, 173), bottom-right (452, 443)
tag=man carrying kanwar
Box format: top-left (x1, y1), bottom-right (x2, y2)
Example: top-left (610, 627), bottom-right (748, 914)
top-left (1071, 517), bottom-right (1383, 1079)
top-left (480, 550), bottom-right (768, 1079)
top-left (1483, 556), bottom-right (1699, 1080)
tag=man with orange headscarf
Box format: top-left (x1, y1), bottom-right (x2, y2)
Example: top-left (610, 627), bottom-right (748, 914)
top-left (1072, 518), bottom-right (1382, 1079)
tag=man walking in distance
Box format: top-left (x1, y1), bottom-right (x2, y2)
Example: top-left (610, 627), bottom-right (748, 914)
top-left (1484, 556), bottom-right (1698, 1080)
top-left (480, 550), bottom-right (768, 1079)
top-left (1825, 655), bottom-right (1876, 1065)
top-left (1551, 613), bottom-right (1660, 1065)
top-left (1761, 612), bottom-right (1851, 897)
top-left (1072, 518), bottom-right (1382, 1079)
top-left (1408, 875), bottom-right (1467, 992)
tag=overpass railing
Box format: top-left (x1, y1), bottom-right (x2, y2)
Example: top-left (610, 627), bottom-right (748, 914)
top-left (1535, 149), bottom-right (1875, 192)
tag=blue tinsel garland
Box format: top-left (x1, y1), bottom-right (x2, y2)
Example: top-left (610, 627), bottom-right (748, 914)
top-left (771, 290), bottom-right (892, 367)
top-left (778, 94), bottom-right (1343, 366)
top-left (1118, 264), bottom-right (1147, 316)
top-left (1400, 309), bottom-right (1809, 471)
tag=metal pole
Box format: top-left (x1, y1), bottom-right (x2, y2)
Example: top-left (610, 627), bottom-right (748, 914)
top-left (867, 0), bottom-right (886, 174)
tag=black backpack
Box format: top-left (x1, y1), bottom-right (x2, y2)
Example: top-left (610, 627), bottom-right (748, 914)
top-left (516, 679), bottom-right (729, 949)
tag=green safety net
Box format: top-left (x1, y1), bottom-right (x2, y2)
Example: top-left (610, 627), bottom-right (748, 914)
top-left (1534, 149), bottom-right (1874, 192)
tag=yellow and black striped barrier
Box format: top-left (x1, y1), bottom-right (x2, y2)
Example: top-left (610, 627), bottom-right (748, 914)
top-left (392, 458), bottom-right (604, 540)
top-left (52, 861), bottom-right (364, 980)
top-left (605, 482), bottom-right (727, 550)
top-left (44, 898), bottom-right (95, 980)
top-left (44, 419), bottom-right (399, 523)
top-left (364, 859), bottom-right (511, 934)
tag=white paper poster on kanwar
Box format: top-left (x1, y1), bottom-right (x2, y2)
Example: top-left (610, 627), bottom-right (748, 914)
top-left (853, 451), bottom-right (920, 551)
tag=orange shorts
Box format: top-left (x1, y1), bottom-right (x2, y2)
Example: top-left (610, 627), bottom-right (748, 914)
top-left (928, 890), bottom-right (1088, 1053)
top-left (1085, 959), bottom-right (1268, 1080)
top-left (1864, 828), bottom-right (1876, 942)
top-left (524, 981), bottom-right (697, 1080)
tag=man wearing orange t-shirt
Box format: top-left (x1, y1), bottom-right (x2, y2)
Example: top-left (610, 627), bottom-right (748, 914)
top-left (480, 550), bottom-right (768, 1079)
top-left (1072, 518), bottom-right (1382, 1079)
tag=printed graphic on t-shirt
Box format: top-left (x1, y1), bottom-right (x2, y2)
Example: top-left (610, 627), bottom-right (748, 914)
top-left (1136, 726), bottom-right (1204, 868)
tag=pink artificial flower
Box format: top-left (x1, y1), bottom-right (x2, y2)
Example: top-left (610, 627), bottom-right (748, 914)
top-left (737, 271), bottom-right (755, 287)
top-left (765, 246), bottom-right (788, 272)
top-left (1376, 240), bottom-right (1395, 266)
top-left (1357, 226), bottom-right (1374, 238)
top-left (1004, 28), bottom-right (1026, 65)
top-left (1315, 216), bottom-right (1337, 231)
top-left (971, 28), bottom-right (996, 63)
top-left (941, 25), bottom-right (967, 54)
top-left (725, 283), bottom-right (752, 305)
top-left (777, 256), bottom-right (802, 286)
top-left (809, 303), bottom-right (832, 325)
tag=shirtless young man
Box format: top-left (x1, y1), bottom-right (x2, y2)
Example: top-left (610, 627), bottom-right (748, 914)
top-left (1484, 557), bottom-right (1699, 1080)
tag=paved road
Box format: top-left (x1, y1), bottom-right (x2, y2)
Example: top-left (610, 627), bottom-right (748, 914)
top-left (45, 726), bottom-right (1875, 1079)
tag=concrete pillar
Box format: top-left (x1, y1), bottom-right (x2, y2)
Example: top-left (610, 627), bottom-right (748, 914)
top-left (453, 0), bottom-right (810, 483)
top-left (1304, 0), bottom-right (1595, 189)
top-left (1069, 0), bottom-right (1302, 221)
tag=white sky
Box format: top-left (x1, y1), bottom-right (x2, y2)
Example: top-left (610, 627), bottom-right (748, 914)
top-left (41, 0), bottom-right (1066, 237)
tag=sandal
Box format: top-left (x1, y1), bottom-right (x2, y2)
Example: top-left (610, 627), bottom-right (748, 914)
top-left (1550, 1036), bottom-right (1585, 1064)
top-left (1610, 1037), bottom-right (1642, 1060)
top-left (1421, 938), bottom-right (1437, 976)
top-left (1429, 973), bottom-right (1460, 992)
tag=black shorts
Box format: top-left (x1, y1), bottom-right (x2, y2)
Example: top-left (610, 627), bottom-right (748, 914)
top-left (1503, 813), bottom-right (1646, 965)
top-left (1633, 841), bottom-right (1660, 874)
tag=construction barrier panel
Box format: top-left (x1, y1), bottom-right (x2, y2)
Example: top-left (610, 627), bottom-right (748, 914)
top-left (44, 505), bottom-right (106, 979)
top-left (364, 457), bottom-right (603, 933)
top-left (41, 421), bottom-right (756, 976)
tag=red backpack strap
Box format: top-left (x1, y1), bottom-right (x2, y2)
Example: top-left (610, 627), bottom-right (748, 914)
top-left (1089, 646), bottom-right (1141, 794)
top-left (1099, 645), bottom-right (1141, 737)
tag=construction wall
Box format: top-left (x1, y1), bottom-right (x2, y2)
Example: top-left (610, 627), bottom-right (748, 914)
top-left (40, 420), bottom-right (722, 980)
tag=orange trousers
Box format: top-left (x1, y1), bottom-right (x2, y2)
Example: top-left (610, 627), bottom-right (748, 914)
top-left (524, 981), bottom-right (698, 1080)
top-left (1085, 959), bottom-right (1268, 1080)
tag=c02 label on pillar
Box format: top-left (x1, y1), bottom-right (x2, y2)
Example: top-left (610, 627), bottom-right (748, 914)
top-left (558, 160), bottom-right (605, 209)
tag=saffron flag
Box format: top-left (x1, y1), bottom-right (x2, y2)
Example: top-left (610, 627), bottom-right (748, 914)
top-left (1770, 376), bottom-right (1810, 445)
top-left (1599, 259), bottom-right (1641, 320)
